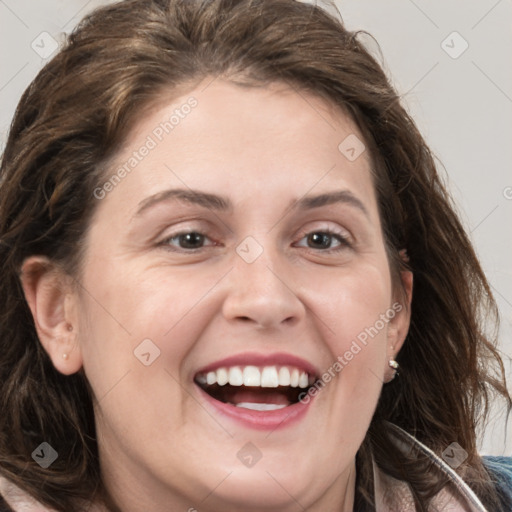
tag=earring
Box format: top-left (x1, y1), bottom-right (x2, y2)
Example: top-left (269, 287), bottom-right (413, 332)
top-left (388, 359), bottom-right (399, 379)
top-left (62, 353), bottom-right (69, 360)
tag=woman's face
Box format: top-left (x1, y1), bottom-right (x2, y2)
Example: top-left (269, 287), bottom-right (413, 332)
top-left (62, 80), bottom-right (411, 511)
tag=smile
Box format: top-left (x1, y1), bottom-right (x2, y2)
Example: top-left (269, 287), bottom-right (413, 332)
top-left (195, 365), bottom-right (316, 410)
top-left (194, 353), bottom-right (320, 429)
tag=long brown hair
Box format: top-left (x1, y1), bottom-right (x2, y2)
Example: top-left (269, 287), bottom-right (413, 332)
top-left (0, 0), bottom-right (510, 510)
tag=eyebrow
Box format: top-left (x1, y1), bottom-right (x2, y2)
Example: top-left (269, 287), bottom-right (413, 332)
top-left (133, 188), bottom-right (369, 218)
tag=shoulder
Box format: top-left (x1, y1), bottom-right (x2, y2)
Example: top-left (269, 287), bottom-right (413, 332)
top-left (0, 494), bottom-right (13, 512)
top-left (0, 475), bottom-right (106, 512)
top-left (0, 475), bottom-right (54, 511)
top-left (482, 456), bottom-right (512, 506)
top-left (482, 455), bottom-right (512, 479)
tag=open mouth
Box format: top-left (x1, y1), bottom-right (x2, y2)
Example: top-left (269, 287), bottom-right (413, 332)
top-left (195, 365), bottom-right (316, 410)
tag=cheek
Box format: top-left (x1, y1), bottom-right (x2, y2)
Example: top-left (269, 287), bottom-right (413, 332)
top-left (305, 264), bottom-right (391, 424)
top-left (75, 260), bottom-right (217, 397)
top-left (308, 262), bottom-right (392, 352)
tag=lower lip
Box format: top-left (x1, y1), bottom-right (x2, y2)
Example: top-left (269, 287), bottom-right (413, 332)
top-left (196, 384), bottom-right (314, 431)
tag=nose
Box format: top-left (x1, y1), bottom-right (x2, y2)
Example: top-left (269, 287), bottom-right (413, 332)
top-left (221, 243), bottom-right (305, 330)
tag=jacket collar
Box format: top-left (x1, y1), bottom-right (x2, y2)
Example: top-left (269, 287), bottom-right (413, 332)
top-left (374, 422), bottom-right (489, 512)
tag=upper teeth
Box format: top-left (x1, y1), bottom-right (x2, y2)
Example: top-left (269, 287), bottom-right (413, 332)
top-left (196, 365), bottom-right (313, 389)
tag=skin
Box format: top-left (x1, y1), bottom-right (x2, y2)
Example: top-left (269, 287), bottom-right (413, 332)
top-left (21, 79), bottom-right (412, 512)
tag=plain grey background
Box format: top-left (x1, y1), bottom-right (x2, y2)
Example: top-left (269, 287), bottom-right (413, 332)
top-left (0, 0), bottom-right (510, 454)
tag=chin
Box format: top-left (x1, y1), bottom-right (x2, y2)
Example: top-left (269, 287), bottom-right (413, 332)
top-left (201, 470), bottom-right (312, 511)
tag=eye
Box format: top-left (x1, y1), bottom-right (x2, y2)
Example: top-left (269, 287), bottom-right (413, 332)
top-left (160, 231), bottom-right (215, 251)
top-left (159, 228), bottom-right (351, 253)
top-left (294, 229), bottom-right (352, 252)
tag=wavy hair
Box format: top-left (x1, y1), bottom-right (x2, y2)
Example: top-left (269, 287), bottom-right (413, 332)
top-left (0, 0), bottom-right (510, 510)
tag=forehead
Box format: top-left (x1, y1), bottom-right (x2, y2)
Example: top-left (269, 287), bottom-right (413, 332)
top-left (96, 79), bottom-right (377, 219)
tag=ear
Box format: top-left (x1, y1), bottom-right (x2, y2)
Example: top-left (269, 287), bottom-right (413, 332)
top-left (384, 266), bottom-right (413, 383)
top-left (19, 256), bottom-right (83, 375)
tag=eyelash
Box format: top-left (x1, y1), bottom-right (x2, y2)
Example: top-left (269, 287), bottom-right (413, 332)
top-left (159, 228), bottom-right (352, 254)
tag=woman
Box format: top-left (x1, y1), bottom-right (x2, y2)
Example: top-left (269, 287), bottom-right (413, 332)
top-left (0, 0), bottom-right (510, 510)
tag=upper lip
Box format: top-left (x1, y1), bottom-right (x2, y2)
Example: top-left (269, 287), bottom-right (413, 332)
top-left (194, 352), bottom-right (320, 378)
